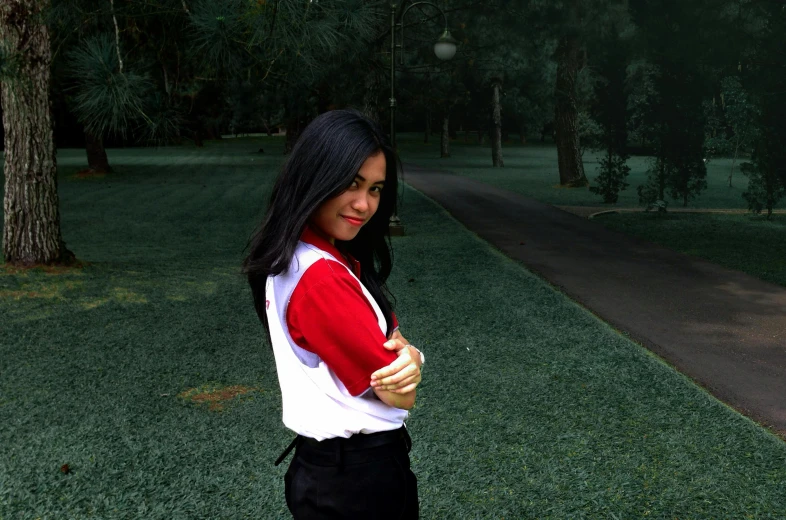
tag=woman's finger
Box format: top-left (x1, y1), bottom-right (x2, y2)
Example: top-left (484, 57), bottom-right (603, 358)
top-left (383, 339), bottom-right (407, 351)
top-left (371, 348), bottom-right (413, 381)
top-left (372, 363), bottom-right (418, 386)
top-left (379, 371), bottom-right (420, 391)
top-left (391, 382), bottom-right (417, 394)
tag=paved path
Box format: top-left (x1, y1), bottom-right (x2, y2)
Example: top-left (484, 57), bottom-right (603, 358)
top-left (403, 163), bottom-right (786, 439)
top-left (557, 205), bottom-right (786, 219)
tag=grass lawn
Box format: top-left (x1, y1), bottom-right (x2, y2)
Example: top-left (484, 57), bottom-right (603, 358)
top-left (397, 132), bottom-right (783, 210)
top-left (1, 137), bottom-right (785, 518)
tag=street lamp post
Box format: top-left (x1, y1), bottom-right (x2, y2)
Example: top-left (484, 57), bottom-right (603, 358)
top-left (388, 1), bottom-right (457, 236)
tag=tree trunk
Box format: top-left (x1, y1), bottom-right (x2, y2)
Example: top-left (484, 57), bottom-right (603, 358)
top-left (84, 130), bottom-right (110, 173)
top-left (162, 64), bottom-right (170, 97)
top-left (519, 121), bottom-right (527, 144)
top-left (285, 115), bottom-right (309, 154)
top-left (477, 129), bottom-right (484, 144)
top-left (361, 65), bottom-right (382, 124)
top-left (204, 123), bottom-right (220, 141)
top-left (491, 82), bottom-right (504, 167)
top-left (440, 114), bottom-right (450, 158)
top-left (554, 34), bottom-right (588, 187)
top-left (316, 83), bottom-right (331, 115)
top-left (424, 107), bottom-right (430, 144)
top-left (728, 158), bottom-right (735, 188)
top-left (729, 137), bottom-right (742, 188)
top-left (1, 0), bottom-right (75, 267)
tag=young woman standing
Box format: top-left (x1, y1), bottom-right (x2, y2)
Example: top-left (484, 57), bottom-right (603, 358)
top-left (242, 109), bottom-right (425, 519)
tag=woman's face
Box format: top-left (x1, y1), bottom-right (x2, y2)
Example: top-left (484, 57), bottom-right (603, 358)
top-left (309, 152), bottom-right (387, 245)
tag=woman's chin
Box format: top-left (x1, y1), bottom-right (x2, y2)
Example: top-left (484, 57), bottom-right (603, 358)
top-left (341, 230), bottom-right (361, 241)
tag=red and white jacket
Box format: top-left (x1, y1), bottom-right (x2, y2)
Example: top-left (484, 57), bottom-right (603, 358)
top-left (265, 224), bottom-right (408, 441)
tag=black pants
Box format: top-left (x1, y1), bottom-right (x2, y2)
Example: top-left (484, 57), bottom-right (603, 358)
top-left (284, 426), bottom-right (419, 519)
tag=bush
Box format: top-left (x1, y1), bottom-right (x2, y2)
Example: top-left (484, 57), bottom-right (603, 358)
top-left (637, 157), bottom-right (668, 212)
top-left (577, 111), bottom-right (604, 159)
top-left (589, 153), bottom-right (630, 204)
top-left (741, 159), bottom-right (785, 219)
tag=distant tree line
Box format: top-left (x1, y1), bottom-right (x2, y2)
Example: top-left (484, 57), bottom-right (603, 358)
top-left (1, 0), bottom-right (785, 266)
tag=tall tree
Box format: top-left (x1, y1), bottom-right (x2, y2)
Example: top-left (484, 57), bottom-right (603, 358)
top-left (489, 75), bottom-right (504, 166)
top-left (494, 0), bottom-right (628, 184)
top-left (50, 0), bottom-right (387, 154)
top-left (459, 3), bottom-right (516, 166)
top-left (501, 43), bottom-right (554, 147)
top-left (630, 0), bottom-right (712, 208)
top-left (588, 21), bottom-right (632, 203)
top-left (1, 0), bottom-right (75, 266)
top-left (548, 0), bottom-right (631, 187)
top-left (702, 76), bottom-right (757, 188)
top-left (552, 7), bottom-right (588, 186)
top-left (736, 0), bottom-right (786, 217)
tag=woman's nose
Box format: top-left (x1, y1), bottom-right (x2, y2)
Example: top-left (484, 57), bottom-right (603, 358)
top-left (351, 193), bottom-right (370, 211)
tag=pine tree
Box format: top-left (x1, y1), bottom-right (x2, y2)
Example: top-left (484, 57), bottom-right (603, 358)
top-left (1, 0), bottom-right (75, 266)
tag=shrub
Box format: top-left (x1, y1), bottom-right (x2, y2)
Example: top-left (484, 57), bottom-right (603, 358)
top-left (589, 152), bottom-right (630, 204)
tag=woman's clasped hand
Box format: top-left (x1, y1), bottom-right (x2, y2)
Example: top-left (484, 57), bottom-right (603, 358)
top-left (370, 337), bottom-right (422, 394)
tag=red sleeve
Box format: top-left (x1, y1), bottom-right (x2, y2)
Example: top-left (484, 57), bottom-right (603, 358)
top-left (287, 260), bottom-right (398, 397)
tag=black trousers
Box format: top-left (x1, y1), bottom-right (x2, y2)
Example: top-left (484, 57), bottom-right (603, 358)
top-left (282, 426), bottom-right (419, 519)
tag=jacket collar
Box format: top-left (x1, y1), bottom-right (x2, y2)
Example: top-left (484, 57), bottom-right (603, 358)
top-left (300, 224), bottom-right (360, 277)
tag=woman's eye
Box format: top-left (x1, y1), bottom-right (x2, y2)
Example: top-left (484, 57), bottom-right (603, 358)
top-left (349, 181), bottom-right (381, 193)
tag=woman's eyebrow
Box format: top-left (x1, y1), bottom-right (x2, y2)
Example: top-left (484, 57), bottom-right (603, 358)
top-left (355, 174), bottom-right (385, 185)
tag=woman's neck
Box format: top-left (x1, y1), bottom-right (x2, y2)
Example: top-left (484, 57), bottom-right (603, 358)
top-left (307, 222), bottom-right (335, 245)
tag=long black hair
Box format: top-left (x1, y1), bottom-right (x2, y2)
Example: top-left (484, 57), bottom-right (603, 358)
top-left (241, 109), bottom-right (400, 349)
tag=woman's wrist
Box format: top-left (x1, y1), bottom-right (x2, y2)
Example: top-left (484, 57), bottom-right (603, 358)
top-left (405, 344), bottom-right (424, 368)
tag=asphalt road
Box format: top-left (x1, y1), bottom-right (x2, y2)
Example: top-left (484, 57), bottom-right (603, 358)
top-left (403, 163), bottom-right (786, 439)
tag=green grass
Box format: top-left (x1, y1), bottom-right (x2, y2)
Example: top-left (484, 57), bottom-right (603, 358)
top-left (397, 132), bottom-right (780, 209)
top-left (2, 137), bottom-right (786, 518)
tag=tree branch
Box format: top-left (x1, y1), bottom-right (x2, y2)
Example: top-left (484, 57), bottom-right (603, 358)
top-left (109, 0), bottom-right (123, 73)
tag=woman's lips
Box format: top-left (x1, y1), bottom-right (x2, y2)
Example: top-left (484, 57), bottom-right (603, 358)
top-left (342, 216), bottom-right (364, 226)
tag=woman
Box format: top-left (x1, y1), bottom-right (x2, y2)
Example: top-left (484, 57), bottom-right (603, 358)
top-left (242, 109), bottom-right (424, 519)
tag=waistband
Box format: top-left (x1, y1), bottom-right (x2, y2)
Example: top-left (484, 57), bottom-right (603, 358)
top-left (274, 425), bottom-right (411, 468)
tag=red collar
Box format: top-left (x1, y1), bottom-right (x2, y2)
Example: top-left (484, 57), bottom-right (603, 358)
top-left (300, 224), bottom-right (360, 276)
